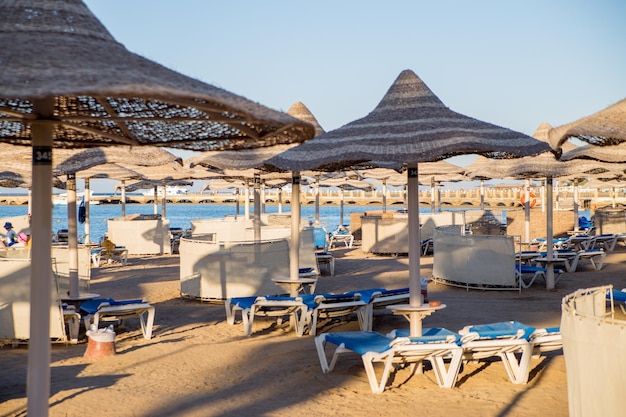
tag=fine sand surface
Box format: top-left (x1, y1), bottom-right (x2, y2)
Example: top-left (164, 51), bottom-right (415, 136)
top-left (2, 243), bottom-right (626, 417)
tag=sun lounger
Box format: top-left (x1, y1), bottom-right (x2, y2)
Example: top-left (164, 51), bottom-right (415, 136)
top-left (608, 288), bottom-right (626, 314)
top-left (225, 295), bottom-right (317, 336)
top-left (315, 252), bottom-right (335, 276)
top-left (79, 298), bottom-right (155, 340)
top-left (421, 238), bottom-right (434, 255)
top-left (587, 234), bottom-right (618, 252)
top-left (515, 250), bottom-right (541, 265)
top-left (329, 227), bottom-right (354, 249)
top-left (530, 327), bottom-right (562, 356)
top-left (100, 246), bottom-right (128, 265)
top-left (315, 328), bottom-right (463, 393)
top-left (567, 249), bottom-right (606, 271)
top-left (298, 267), bottom-right (318, 279)
top-left (516, 264), bottom-right (564, 288)
top-left (305, 293), bottom-right (367, 336)
top-left (458, 321), bottom-right (535, 384)
top-left (532, 237), bottom-right (570, 252)
top-left (344, 287), bottom-right (410, 331)
top-left (62, 304), bottom-right (81, 344)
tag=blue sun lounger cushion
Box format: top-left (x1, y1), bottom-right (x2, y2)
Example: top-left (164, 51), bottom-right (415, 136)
top-left (458, 321), bottom-right (537, 384)
top-left (529, 326), bottom-right (563, 355)
top-left (609, 289), bottom-right (626, 303)
top-left (460, 320), bottom-right (536, 342)
top-left (344, 287), bottom-right (410, 331)
top-left (389, 327), bottom-right (462, 345)
top-left (79, 298), bottom-right (145, 315)
top-left (315, 328), bottom-right (464, 393)
top-left (225, 295), bottom-right (318, 336)
top-left (324, 331), bottom-right (394, 355)
top-left (342, 288), bottom-right (386, 304)
top-left (79, 297), bottom-right (154, 339)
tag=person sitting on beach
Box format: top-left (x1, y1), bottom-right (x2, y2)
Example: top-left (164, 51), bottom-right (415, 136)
top-left (101, 237), bottom-right (116, 253)
top-left (3, 222), bottom-right (19, 247)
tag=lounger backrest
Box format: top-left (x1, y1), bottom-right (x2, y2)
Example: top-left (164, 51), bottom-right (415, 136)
top-left (404, 328), bottom-right (461, 345)
top-left (459, 321), bottom-right (536, 343)
top-left (344, 288), bottom-right (386, 303)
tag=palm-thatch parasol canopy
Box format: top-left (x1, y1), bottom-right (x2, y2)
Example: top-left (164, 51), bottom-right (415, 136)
top-left (53, 146), bottom-right (182, 175)
top-left (0, 171), bottom-right (28, 188)
top-left (0, 0), bottom-right (315, 150)
top-left (266, 69), bottom-right (552, 337)
top-left (559, 142), bottom-right (626, 165)
top-left (267, 70), bottom-right (551, 172)
top-left (61, 163), bottom-right (145, 181)
top-left (549, 98), bottom-right (626, 150)
top-left (287, 102), bottom-right (326, 137)
top-left (187, 144), bottom-right (298, 172)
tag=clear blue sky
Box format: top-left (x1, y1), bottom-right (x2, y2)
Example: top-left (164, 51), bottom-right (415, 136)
top-left (7, 1), bottom-right (626, 194)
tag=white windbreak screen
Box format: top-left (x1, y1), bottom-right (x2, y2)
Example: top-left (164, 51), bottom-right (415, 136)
top-left (179, 236), bottom-right (290, 300)
top-left (561, 286), bottom-right (626, 417)
top-left (432, 226), bottom-right (516, 288)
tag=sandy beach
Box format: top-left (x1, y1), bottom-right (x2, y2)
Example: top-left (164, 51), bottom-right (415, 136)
top-left (2, 242), bottom-right (626, 417)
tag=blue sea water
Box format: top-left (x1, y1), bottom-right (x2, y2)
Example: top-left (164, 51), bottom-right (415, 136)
top-left (0, 203), bottom-right (591, 244)
top-left (0, 203), bottom-right (398, 243)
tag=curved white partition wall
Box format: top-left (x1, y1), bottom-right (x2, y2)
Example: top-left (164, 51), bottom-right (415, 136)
top-left (179, 235), bottom-right (290, 301)
top-left (179, 225), bottom-right (319, 301)
top-left (431, 225), bottom-right (517, 289)
top-left (107, 215), bottom-right (171, 255)
top-left (561, 286), bottom-right (626, 417)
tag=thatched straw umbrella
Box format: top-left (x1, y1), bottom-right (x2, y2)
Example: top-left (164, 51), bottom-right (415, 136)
top-left (548, 98), bottom-right (626, 150)
top-left (477, 124), bottom-right (622, 289)
top-left (314, 176), bottom-right (374, 227)
top-left (187, 144), bottom-right (297, 240)
top-left (287, 102), bottom-right (326, 138)
top-left (187, 102), bottom-right (325, 278)
top-left (0, 1), bottom-right (314, 413)
top-left (0, 172), bottom-right (28, 188)
top-left (560, 142), bottom-right (626, 164)
top-left (58, 163), bottom-right (146, 244)
top-left (268, 69), bottom-right (550, 335)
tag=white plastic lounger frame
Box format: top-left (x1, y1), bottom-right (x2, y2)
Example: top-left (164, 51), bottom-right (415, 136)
top-left (459, 321), bottom-right (535, 384)
top-left (83, 300), bottom-right (155, 340)
top-left (305, 294), bottom-right (367, 336)
top-left (354, 288), bottom-right (410, 331)
top-left (569, 249), bottom-right (606, 272)
top-left (62, 305), bottom-right (80, 344)
top-left (329, 228), bottom-right (354, 248)
top-left (315, 330), bottom-right (463, 393)
top-left (225, 296), bottom-right (311, 336)
top-left (588, 234), bottom-right (618, 252)
top-left (516, 265), bottom-right (564, 289)
top-left (530, 328), bottom-right (563, 357)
